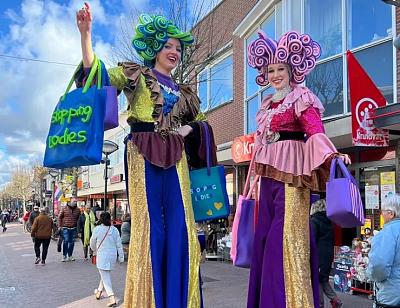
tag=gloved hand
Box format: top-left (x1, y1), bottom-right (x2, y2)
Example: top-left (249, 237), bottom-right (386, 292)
top-left (118, 256), bottom-right (124, 263)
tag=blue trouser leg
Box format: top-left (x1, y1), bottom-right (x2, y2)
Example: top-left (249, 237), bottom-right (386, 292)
top-left (68, 228), bottom-right (76, 256)
top-left (145, 161), bottom-right (166, 308)
top-left (145, 161), bottom-right (190, 308)
top-left (62, 228), bottom-right (69, 257)
top-left (164, 166), bottom-right (189, 308)
top-left (62, 228), bottom-right (76, 257)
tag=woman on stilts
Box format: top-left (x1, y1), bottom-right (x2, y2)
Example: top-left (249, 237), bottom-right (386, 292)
top-left (245, 30), bottom-right (350, 308)
top-left (76, 2), bottom-right (210, 307)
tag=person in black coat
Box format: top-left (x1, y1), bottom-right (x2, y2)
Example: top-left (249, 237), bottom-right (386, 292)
top-left (310, 198), bottom-right (343, 308)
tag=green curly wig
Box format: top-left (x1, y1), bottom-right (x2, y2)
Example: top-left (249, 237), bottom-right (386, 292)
top-left (132, 14), bottom-right (194, 65)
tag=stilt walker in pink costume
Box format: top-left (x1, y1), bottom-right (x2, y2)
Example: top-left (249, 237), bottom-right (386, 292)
top-left (245, 31), bottom-right (351, 308)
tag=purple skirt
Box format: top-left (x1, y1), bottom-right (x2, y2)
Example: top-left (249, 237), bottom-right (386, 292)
top-left (247, 177), bottom-right (319, 308)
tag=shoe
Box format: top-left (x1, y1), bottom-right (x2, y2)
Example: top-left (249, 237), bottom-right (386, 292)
top-left (41, 260), bottom-right (45, 266)
top-left (61, 256), bottom-right (67, 262)
top-left (34, 257), bottom-right (41, 264)
top-left (94, 289), bottom-right (102, 300)
top-left (107, 295), bottom-right (117, 307)
top-left (330, 299), bottom-right (343, 308)
top-left (68, 256), bottom-right (75, 261)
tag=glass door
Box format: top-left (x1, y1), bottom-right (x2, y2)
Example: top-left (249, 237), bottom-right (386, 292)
top-left (359, 165), bottom-right (396, 231)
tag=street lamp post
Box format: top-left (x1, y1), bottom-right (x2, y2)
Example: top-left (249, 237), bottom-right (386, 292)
top-left (102, 140), bottom-right (118, 212)
top-left (49, 169), bottom-right (59, 217)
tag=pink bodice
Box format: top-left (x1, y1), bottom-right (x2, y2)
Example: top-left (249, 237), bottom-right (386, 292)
top-left (269, 100), bottom-right (325, 137)
top-left (253, 86), bottom-right (338, 191)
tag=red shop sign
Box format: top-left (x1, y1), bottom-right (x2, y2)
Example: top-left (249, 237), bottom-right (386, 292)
top-left (232, 134), bottom-right (255, 163)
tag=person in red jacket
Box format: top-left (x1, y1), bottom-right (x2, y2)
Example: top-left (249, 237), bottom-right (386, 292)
top-left (58, 198), bottom-right (81, 262)
top-left (22, 211), bottom-right (30, 233)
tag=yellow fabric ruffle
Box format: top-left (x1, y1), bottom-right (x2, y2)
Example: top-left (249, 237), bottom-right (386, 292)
top-left (124, 141), bottom-right (156, 308)
top-left (283, 185), bottom-right (314, 308)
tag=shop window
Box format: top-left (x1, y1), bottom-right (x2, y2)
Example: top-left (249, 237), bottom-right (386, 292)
top-left (210, 56), bottom-right (233, 107)
top-left (199, 54), bottom-right (233, 111)
top-left (245, 4), bottom-right (282, 133)
top-left (246, 30), bottom-right (260, 98)
top-left (261, 86), bottom-right (274, 101)
top-left (289, 0), bottom-right (302, 31)
top-left (246, 95), bottom-right (258, 134)
top-left (352, 42), bottom-right (394, 104)
top-left (199, 70), bottom-right (208, 112)
top-left (306, 57), bottom-right (344, 117)
top-left (346, 0), bottom-right (392, 49)
top-left (305, 0), bottom-right (342, 59)
top-left (114, 132), bottom-right (125, 165)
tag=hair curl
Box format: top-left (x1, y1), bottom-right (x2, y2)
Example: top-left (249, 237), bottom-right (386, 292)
top-left (247, 30), bottom-right (321, 86)
top-left (132, 14), bottom-right (194, 64)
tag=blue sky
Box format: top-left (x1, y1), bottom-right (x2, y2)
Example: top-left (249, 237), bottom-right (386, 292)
top-left (0, 0), bottom-right (220, 187)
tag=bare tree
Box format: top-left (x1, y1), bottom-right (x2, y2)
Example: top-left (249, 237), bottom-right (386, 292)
top-left (31, 164), bottom-right (49, 207)
top-left (8, 165), bottom-right (33, 214)
top-left (109, 0), bottom-right (233, 89)
top-left (305, 59), bottom-right (343, 116)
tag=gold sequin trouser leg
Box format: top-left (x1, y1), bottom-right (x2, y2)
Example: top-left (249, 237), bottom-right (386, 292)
top-left (247, 178), bottom-right (314, 308)
top-left (124, 142), bottom-right (201, 308)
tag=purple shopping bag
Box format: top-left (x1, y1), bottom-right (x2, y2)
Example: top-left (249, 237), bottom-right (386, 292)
top-left (99, 61), bottom-right (118, 131)
top-left (103, 86), bottom-right (118, 130)
top-left (231, 155), bottom-right (259, 268)
top-left (326, 158), bottom-right (365, 228)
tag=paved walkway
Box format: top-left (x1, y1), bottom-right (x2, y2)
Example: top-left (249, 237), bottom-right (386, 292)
top-left (0, 223), bottom-right (372, 307)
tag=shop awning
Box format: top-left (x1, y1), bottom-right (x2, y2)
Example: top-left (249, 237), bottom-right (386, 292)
top-left (372, 103), bottom-right (400, 133)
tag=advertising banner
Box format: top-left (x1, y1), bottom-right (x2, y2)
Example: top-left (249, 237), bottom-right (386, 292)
top-left (347, 50), bottom-right (389, 147)
top-left (380, 171), bottom-right (396, 204)
top-left (365, 185), bottom-right (379, 210)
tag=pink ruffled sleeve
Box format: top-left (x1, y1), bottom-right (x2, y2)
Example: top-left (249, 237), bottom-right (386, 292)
top-left (298, 107), bottom-right (325, 136)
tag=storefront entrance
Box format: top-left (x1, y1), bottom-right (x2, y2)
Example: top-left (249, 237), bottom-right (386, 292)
top-left (359, 164), bottom-right (396, 231)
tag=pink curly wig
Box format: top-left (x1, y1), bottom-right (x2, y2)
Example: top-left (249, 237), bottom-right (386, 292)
top-left (247, 30), bottom-right (321, 86)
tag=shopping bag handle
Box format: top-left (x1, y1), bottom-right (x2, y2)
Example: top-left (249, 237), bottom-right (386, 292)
top-left (329, 157), bottom-right (357, 186)
top-left (61, 54), bottom-right (101, 101)
top-left (201, 121), bottom-right (212, 176)
top-left (243, 153), bottom-right (260, 199)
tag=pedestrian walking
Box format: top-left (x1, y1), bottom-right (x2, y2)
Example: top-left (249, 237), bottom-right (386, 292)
top-left (367, 195), bottom-right (400, 307)
top-left (29, 205), bottom-right (40, 226)
top-left (310, 198), bottom-right (343, 308)
top-left (22, 210), bottom-right (30, 233)
top-left (75, 3), bottom-right (210, 306)
top-left (1, 209), bottom-right (9, 232)
top-left (120, 213), bottom-right (130, 260)
top-left (58, 198), bottom-right (81, 262)
top-left (31, 207), bottom-right (53, 265)
top-left (77, 204), bottom-right (96, 260)
top-left (92, 202), bottom-right (101, 222)
top-left (90, 212), bottom-right (124, 307)
top-left (245, 30), bottom-right (351, 308)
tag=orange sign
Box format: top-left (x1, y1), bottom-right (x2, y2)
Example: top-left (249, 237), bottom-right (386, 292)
top-left (232, 134), bottom-right (255, 163)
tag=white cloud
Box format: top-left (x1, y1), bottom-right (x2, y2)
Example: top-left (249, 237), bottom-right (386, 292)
top-left (0, 0), bottom-right (117, 186)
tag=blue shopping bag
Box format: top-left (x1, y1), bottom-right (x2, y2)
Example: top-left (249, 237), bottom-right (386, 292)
top-left (189, 122), bottom-right (230, 222)
top-left (43, 55), bottom-right (106, 168)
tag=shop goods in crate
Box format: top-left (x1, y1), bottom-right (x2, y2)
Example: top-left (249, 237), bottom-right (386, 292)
top-left (333, 246), bottom-right (354, 294)
top-left (351, 238), bottom-right (371, 283)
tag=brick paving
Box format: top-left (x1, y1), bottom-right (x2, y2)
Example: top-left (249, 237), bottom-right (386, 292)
top-left (0, 223), bottom-right (372, 308)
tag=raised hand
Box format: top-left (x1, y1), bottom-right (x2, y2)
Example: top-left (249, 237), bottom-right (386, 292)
top-left (76, 2), bottom-right (92, 36)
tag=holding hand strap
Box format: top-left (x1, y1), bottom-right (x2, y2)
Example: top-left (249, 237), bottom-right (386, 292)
top-left (243, 154), bottom-right (260, 199)
top-left (61, 54), bottom-right (101, 101)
